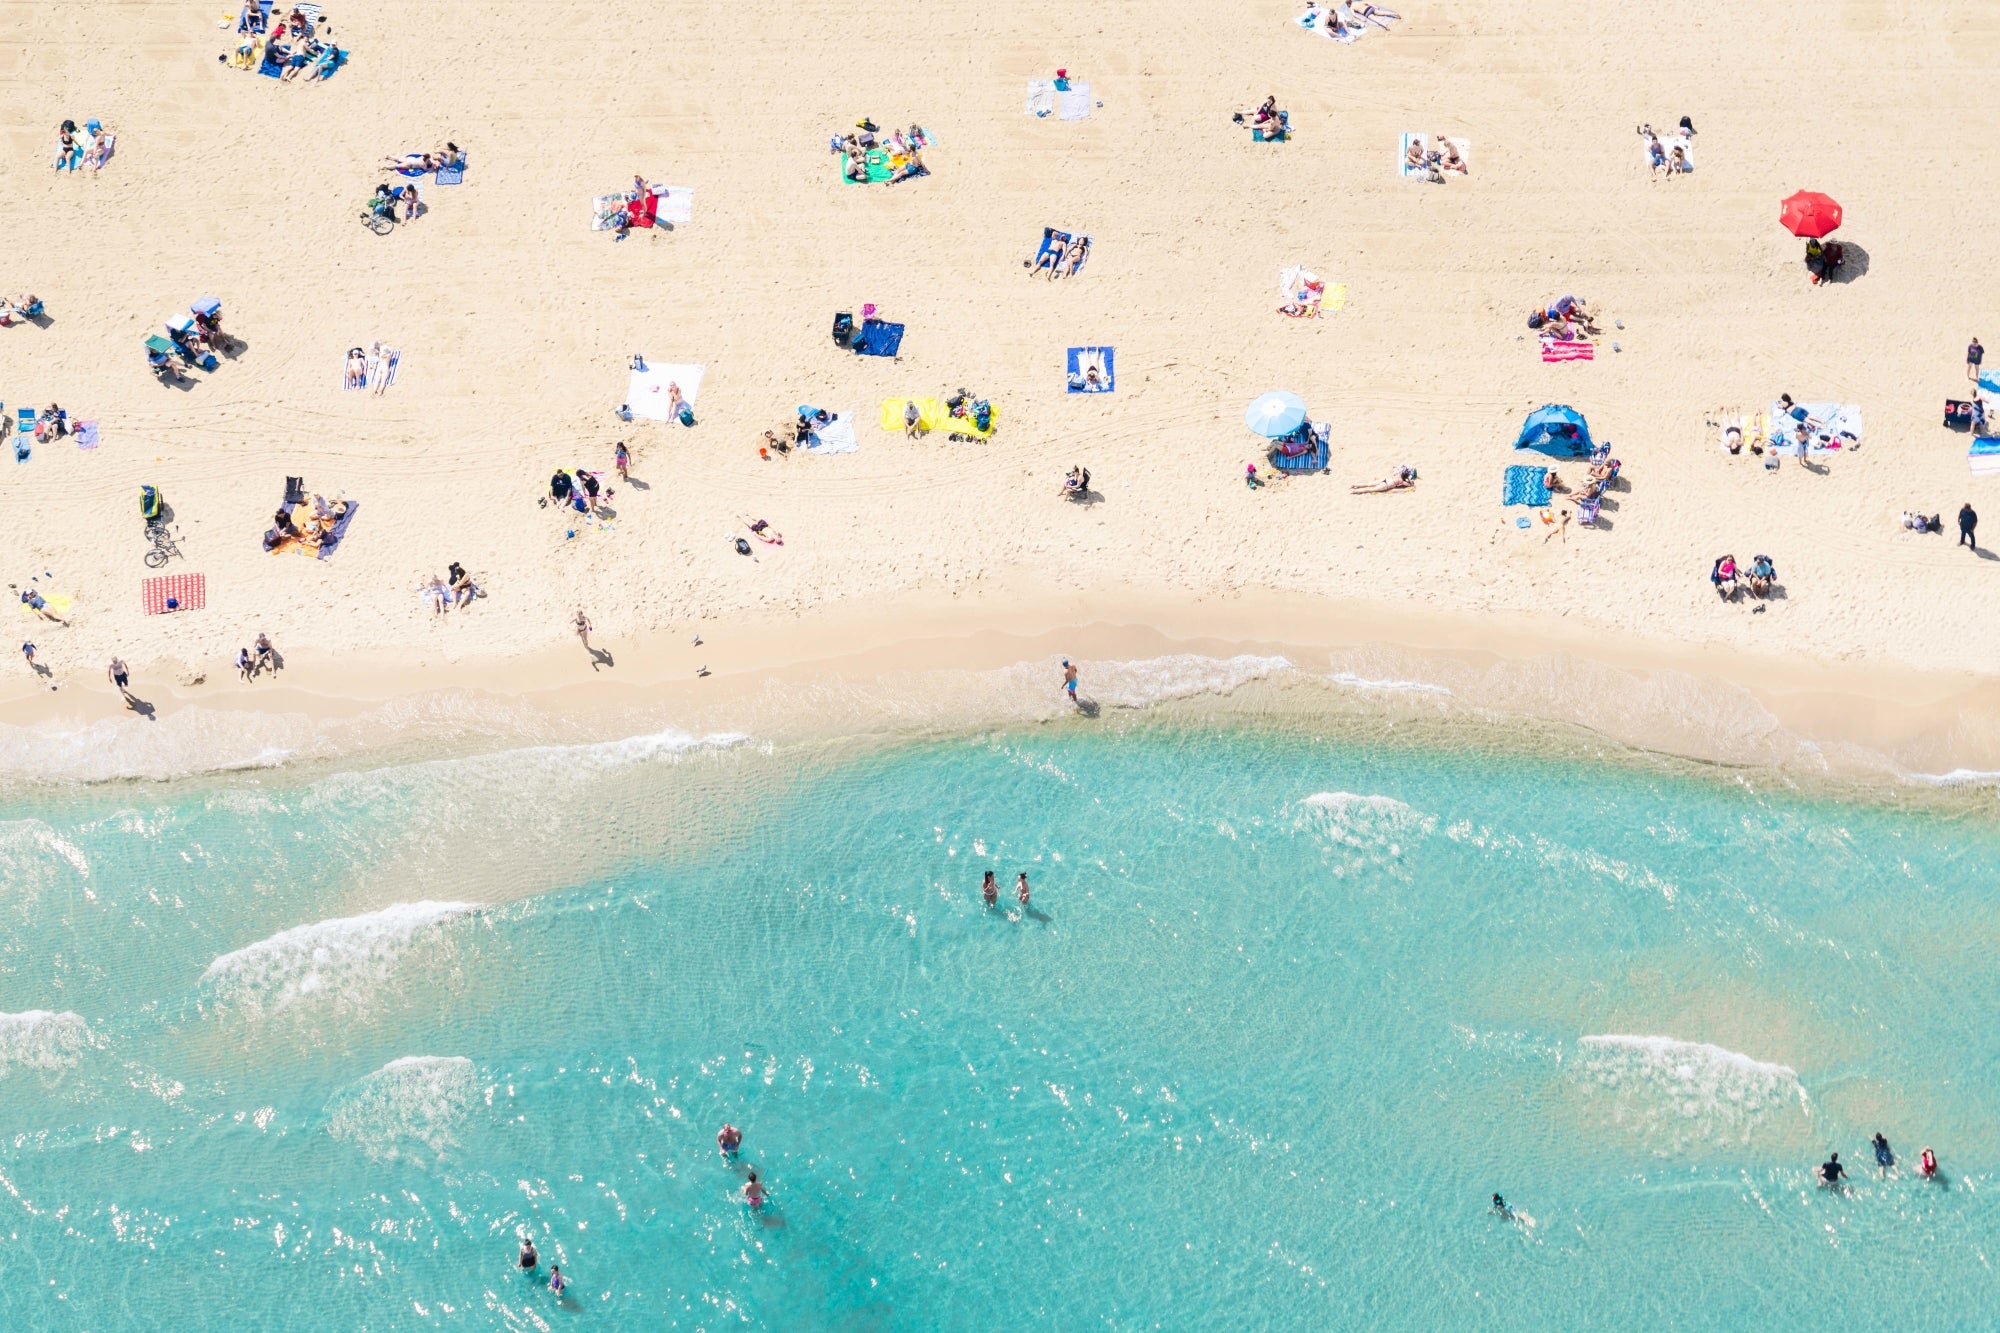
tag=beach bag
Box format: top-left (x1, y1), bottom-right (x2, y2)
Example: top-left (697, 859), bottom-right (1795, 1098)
top-left (676, 404), bottom-right (695, 427)
top-left (1946, 399), bottom-right (1975, 430)
top-left (831, 312), bottom-right (855, 348)
top-left (141, 485), bottom-right (162, 520)
top-left (972, 400), bottom-right (992, 431)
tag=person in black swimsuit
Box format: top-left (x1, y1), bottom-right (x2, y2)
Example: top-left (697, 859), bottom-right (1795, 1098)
top-left (518, 1237), bottom-right (538, 1269)
top-left (982, 871), bottom-right (998, 908)
top-left (1818, 1152), bottom-right (1846, 1187)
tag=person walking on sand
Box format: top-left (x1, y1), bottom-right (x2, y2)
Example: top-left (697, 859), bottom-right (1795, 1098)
top-left (1970, 337), bottom-right (1984, 383)
top-left (614, 441), bottom-right (630, 481)
top-left (254, 633), bottom-right (275, 674)
top-left (107, 656), bottom-right (133, 704)
top-left (1961, 502), bottom-right (1979, 550)
top-left (1061, 658), bottom-right (1079, 707)
top-left (574, 609), bottom-right (594, 652)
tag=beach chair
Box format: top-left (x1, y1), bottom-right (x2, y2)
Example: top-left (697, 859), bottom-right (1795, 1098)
top-left (16, 407), bottom-right (34, 440)
top-left (1578, 495), bottom-right (1602, 527)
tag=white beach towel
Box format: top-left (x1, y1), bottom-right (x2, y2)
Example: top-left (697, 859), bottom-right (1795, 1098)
top-left (1398, 132), bottom-right (1429, 178)
top-left (1026, 80), bottom-right (1056, 117)
top-left (1058, 84), bottom-right (1093, 120)
top-left (653, 186), bottom-right (693, 224)
top-left (1768, 400), bottom-right (1862, 452)
top-left (806, 411), bottom-right (858, 454)
top-left (627, 362), bottom-right (705, 422)
top-left (1643, 134), bottom-right (1693, 172)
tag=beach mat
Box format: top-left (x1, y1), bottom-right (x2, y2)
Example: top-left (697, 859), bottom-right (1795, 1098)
top-left (654, 186), bottom-right (692, 224)
top-left (1026, 80), bottom-right (1056, 117)
top-left (1058, 84), bottom-right (1093, 120)
top-left (18, 592), bottom-right (72, 619)
top-left (1066, 346), bottom-right (1114, 393)
top-left (852, 320), bottom-right (904, 357)
top-left (1972, 438), bottom-right (2000, 475)
top-left (1503, 464), bottom-right (1551, 506)
top-left (1270, 423), bottom-right (1329, 473)
top-left (315, 500), bottom-right (358, 559)
top-left (1541, 339), bottom-right (1594, 362)
top-left (841, 150), bottom-right (895, 184)
top-left (626, 362), bottom-right (704, 422)
top-left (74, 420), bottom-right (98, 449)
top-left (1768, 400), bottom-right (1862, 451)
top-left (880, 398), bottom-right (949, 433)
top-left (142, 572), bottom-right (205, 614)
top-left (806, 411), bottom-right (859, 454)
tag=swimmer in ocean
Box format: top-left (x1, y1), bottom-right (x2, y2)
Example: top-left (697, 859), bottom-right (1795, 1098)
top-left (1016, 871), bottom-right (1030, 906)
top-left (518, 1237), bottom-right (538, 1269)
top-left (1490, 1193), bottom-right (1513, 1219)
top-left (548, 1265), bottom-right (566, 1295)
top-left (1817, 1152), bottom-right (1846, 1188)
top-left (718, 1123), bottom-right (742, 1159)
top-left (983, 870), bottom-right (998, 908)
top-left (745, 1169), bottom-right (768, 1208)
top-left (1872, 1132), bottom-right (1894, 1174)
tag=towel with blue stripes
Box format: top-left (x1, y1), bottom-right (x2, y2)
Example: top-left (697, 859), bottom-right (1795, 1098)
top-left (1502, 464), bottom-right (1550, 506)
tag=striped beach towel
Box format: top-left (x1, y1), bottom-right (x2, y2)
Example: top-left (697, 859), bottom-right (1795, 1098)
top-left (1541, 339), bottom-right (1594, 363)
top-left (1970, 438), bottom-right (2000, 476)
top-left (142, 573), bottom-right (205, 614)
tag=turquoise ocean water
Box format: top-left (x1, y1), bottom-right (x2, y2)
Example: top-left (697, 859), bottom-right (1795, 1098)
top-left (2, 705), bottom-right (1998, 1329)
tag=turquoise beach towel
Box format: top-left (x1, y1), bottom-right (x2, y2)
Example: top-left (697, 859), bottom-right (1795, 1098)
top-left (1502, 464), bottom-right (1550, 506)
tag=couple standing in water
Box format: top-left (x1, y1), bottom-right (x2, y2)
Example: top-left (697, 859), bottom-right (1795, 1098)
top-left (981, 870), bottom-right (1031, 909)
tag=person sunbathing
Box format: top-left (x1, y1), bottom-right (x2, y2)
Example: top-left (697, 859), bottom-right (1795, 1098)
top-left (1747, 555), bottom-right (1776, 598)
top-left (280, 42), bottom-right (313, 79)
top-left (1057, 237), bottom-right (1088, 278)
top-left (1903, 511), bottom-right (1941, 533)
top-left (439, 143), bottom-right (465, 169)
top-left (1030, 231), bottom-right (1067, 275)
top-left (841, 137), bottom-right (868, 180)
top-left (888, 147), bottom-right (926, 183)
top-left (1668, 145), bottom-right (1689, 174)
top-left (1353, 2), bottom-right (1398, 26)
top-left (1647, 134), bottom-right (1666, 175)
top-left (344, 347), bottom-right (367, 389)
top-left (1544, 468), bottom-right (1568, 493)
top-left (303, 44), bottom-right (340, 80)
top-left (1435, 136), bottom-right (1466, 173)
top-left (1351, 468), bottom-right (1416, 493)
top-left (1405, 138), bottom-right (1428, 172)
top-left (1587, 456), bottom-right (1618, 482)
top-left (380, 152), bottom-right (436, 173)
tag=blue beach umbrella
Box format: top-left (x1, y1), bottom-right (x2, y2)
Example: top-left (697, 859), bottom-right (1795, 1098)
top-left (1245, 390), bottom-right (1307, 437)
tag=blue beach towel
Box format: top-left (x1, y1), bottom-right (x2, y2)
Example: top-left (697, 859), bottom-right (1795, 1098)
top-left (1066, 346), bottom-right (1115, 393)
top-left (1270, 423), bottom-right (1329, 473)
top-left (1502, 464), bottom-right (1551, 506)
top-left (435, 158), bottom-right (465, 186)
top-left (852, 319), bottom-right (905, 357)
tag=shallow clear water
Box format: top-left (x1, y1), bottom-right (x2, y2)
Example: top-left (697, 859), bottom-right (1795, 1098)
top-left (3, 714), bottom-right (1998, 1330)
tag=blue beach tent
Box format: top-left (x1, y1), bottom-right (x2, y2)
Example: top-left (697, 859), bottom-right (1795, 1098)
top-left (1514, 404), bottom-right (1593, 457)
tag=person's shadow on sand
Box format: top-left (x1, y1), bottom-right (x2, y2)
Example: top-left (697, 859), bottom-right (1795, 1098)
top-left (126, 693), bottom-right (157, 721)
top-left (1074, 697), bottom-right (1101, 718)
top-left (587, 647), bottom-right (615, 670)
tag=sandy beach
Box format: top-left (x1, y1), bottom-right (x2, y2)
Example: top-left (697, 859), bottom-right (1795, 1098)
top-left (3, 0), bottom-right (1999, 768)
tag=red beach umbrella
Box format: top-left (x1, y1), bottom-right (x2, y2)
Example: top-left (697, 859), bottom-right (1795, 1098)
top-left (1780, 191), bottom-right (1842, 238)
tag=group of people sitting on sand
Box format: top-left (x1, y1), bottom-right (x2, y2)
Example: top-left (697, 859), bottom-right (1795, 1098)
top-left (1298, 1), bottom-right (1400, 38)
top-left (837, 119), bottom-right (931, 183)
top-left (1544, 453), bottom-right (1619, 503)
top-left (548, 466), bottom-right (614, 517)
top-left (53, 119), bottom-right (114, 172)
top-left (1710, 553), bottom-right (1777, 601)
top-left (1405, 134), bottom-right (1468, 178)
top-left (228, 5), bottom-right (340, 80)
top-left (264, 493), bottom-right (351, 555)
top-left (1234, 96), bottom-right (1289, 138)
top-left (1640, 123), bottom-right (1693, 178)
top-left (422, 562), bottom-right (480, 614)
top-left (1527, 294), bottom-right (1600, 340)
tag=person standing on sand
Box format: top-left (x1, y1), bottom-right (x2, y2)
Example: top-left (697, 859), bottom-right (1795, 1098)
top-left (1969, 337), bottom-right (1983, 383)
top-left (614, 441), bottom-right (630, 481)
top-left (1061, 658), bottom-right (1079, 707)
top-left (1961, 502), bottom-right (1978, 550)
top-left (574, 609), bottom-right (594, 653)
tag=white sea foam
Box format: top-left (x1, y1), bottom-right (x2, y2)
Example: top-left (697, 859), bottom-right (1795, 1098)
top-left (301, 727), bottom-right (750, 810)
top-left (0, 711), bottom-right (305, 785)
top-left (1907, 768), bottom-right (2000, 786)
top-left (201, 901), bottom-right (479, 1017)
top-left (0, 1010), bottom-right (94, 1076)
top-left (1574, 1034), bottom-right (1809, 1152)
top-left (1327, 671), bottom-right (1451, 697)
top-left (325, 1056), bottom-right (476, 1165)
top-left (1083, 654), bottom-right (1293, 709)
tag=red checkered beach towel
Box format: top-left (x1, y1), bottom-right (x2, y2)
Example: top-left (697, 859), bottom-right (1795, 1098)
top-left (142, 573), bottom-right (205, 614)
top-left (1540, 339), bottom-right (1594, 363)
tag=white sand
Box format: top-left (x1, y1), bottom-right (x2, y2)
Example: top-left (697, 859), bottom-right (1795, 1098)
top-left (0, 1), bottom-right (1995, 739)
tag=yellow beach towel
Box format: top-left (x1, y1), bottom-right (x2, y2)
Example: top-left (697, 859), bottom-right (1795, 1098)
top-left (879, 397), bottom-right (950, 432)
top-left (18, 592), bottom-right (72, 617)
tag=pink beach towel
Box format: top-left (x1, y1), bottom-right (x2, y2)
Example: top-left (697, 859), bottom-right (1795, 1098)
top-left (142, 573), bottom-right (205, 615)
top-left (1540, 340), bottom-right (1594, 363)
